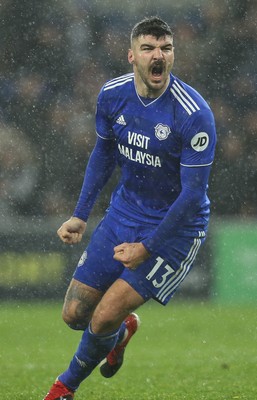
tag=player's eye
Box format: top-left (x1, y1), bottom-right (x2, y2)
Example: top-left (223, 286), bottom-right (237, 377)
top-left (162, 46), bottom-right (173, 52)
top-left (141, 46), bottom-right (154, 51)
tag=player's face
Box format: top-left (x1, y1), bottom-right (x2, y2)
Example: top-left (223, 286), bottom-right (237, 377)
top-left (128, 34), bottom-right (174, 98)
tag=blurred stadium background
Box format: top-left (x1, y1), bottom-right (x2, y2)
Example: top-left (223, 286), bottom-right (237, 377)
top-left (0, 0), bottom-right (257, 305)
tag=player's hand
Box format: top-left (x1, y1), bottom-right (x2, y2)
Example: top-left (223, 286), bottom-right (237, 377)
top-left (57, 217), bottom-right (87, 244)
top-left (113, 242), bottom-right (150, 270)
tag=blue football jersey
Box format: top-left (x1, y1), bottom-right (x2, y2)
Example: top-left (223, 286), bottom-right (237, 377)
top-left (95, 72), bottom-right (216, 228)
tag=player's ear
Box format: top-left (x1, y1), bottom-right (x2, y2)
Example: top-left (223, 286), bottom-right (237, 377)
top-left (128, 49), bottom-right (134, 64)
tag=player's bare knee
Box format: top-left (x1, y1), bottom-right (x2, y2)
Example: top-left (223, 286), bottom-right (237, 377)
top-left (62, 303), bottom-right (90, 330)
top-left (62, 307), bottom-right (76, 328)
top-left (62, 279), bottom-right (103, 330)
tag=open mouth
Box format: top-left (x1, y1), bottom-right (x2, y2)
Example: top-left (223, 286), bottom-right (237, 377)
top-left (151, 63), bottom-right (164, 77)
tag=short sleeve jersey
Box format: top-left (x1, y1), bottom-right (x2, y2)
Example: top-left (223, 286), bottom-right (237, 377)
top-left (96, 73), bottom-right (216, 226)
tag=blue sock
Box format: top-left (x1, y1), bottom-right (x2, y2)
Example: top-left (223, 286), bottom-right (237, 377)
top-left (59, 323), bottom-right (119, 391)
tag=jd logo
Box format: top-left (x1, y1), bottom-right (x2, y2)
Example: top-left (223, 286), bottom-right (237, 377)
top-left (191, 132), bottom-right (209, 151)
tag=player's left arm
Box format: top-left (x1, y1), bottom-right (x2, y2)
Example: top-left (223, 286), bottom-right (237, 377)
top-left (141, 108), bottom-right (217, 256)
top-left (114, 161), bottom-right (211, 269)
top-left (113, 242), bottom-right (150, 269)
top-left (117, 165), bottom-right (212, 269)
top-left (115, 109), bottom-right (216, 268)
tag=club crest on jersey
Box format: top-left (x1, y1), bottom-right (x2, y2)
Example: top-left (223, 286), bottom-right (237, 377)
top-left (154, 123), bottom-right (171, 140)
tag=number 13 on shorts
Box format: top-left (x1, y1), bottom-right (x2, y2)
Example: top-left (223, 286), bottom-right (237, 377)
top-left (146, 256), bottom-right (175, 288)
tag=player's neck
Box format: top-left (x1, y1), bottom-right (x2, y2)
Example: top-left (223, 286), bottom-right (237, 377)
top-left (134, 76), bottom-right (170, 99)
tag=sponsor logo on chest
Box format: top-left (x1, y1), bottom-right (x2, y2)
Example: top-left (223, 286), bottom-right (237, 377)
top-left (118, 130), bottom-right (163, 168)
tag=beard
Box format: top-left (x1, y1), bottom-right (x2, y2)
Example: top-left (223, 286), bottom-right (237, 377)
top-left (135, 63), bottom-right (171, 96)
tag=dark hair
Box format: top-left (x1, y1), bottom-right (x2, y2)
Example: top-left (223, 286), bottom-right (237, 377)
top-left (131, 16), bottom-right (173, 42)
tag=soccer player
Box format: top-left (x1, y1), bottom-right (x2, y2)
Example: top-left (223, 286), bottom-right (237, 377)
top-left (43, 16), bottom-right (216, 400)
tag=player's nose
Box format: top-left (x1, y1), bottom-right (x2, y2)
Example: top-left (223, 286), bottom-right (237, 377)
top-left (153, 47), bottom-right (164, 60)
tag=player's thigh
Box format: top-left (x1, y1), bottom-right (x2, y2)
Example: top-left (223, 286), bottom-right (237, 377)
top-left (64, 213), bottom-right (135, 331)
top-left (73, 215), bottom-right (125, 292)
top-left (121, 234), bottom-right (204, 305)
top-left (91, 278), bottom-right (146, 334)
top-left (62, 278), bottom-right (103, 330)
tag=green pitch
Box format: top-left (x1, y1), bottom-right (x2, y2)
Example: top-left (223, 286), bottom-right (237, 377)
top-left (1, 301), bottom-right (257, 399)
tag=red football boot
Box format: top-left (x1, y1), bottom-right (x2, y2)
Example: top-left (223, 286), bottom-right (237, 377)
top-left (43, 379), bottom-right (74, 400)
top-left (100, 313), bottom-right (140, 378)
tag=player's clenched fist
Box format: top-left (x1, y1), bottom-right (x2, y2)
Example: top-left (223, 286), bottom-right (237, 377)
top-left (57, 217), bottom-right (87, 244)
top-left (113, 242), bottom-right (150, 270)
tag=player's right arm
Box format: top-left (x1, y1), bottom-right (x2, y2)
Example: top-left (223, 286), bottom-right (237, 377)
top-left (57, 217), bottom-right (87, 244)
top-left (57, 135), bottom-right (117, 245)
top-left (73, 135), bottom-right (117, 220)
top-left (57, 87), bottom-right (116, 244)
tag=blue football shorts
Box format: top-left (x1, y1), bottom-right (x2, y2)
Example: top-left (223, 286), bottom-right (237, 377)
top-left (73, 209), bottom-right (206, 305)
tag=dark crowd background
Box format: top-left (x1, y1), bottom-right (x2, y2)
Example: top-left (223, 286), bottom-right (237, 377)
top-left (0, 0), bottom-right (256, 221)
